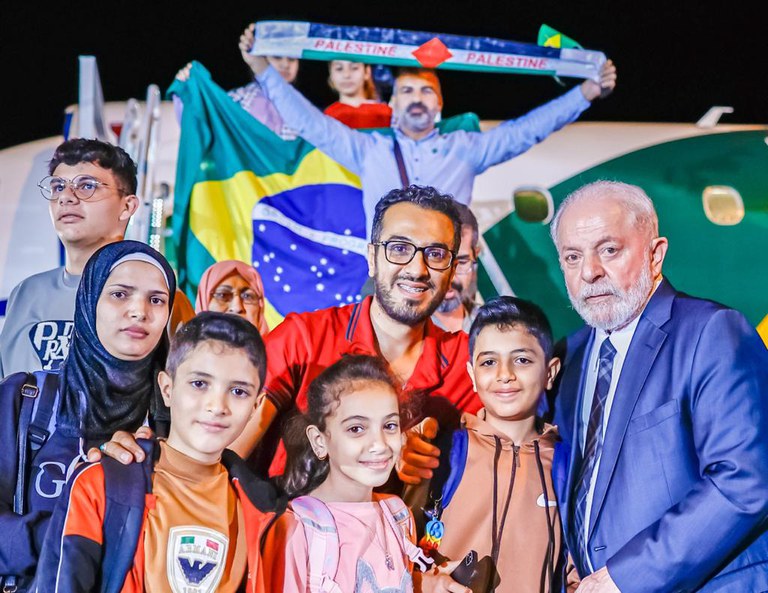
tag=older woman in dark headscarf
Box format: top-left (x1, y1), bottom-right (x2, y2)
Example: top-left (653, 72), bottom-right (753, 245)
top-left (0, 240), bottom-right (175, 587)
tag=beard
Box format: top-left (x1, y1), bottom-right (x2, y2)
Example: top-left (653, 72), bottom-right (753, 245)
top-left (399, 103), bottom-right (434, 132)
top-left (567, 258), bottom-right (654, 331)
top-left (374, 271), bottom-right (448, 326)
top-left (437, 281), bottom-right (464, 313)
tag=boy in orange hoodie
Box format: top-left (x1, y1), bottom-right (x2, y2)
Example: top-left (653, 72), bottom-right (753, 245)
top-left (407, 296), bottom-right (579, 593)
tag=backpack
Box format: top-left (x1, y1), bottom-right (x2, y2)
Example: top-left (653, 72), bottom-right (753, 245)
top-left (290, 494), bottom-right (433, 593)
top-left (0, 370), bottom-right (59, 593)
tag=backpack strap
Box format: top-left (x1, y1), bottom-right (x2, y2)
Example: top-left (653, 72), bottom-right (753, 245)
top-left (28, 371), bottom-right (58, 454)
top-left (101, 439), bottom-right (156, 593)
top-left (378, 495), bottom-right (434, 573)
top-left (14, 371), bottom-right (58, 514)
top-left (290, 496), bottom-right (342, 593)
top-left (441, 427), bottom-right (468, 510)
top-left (3, 371), bottom-right (58, 592)
top-left (425, 427), bottom-right (468, 518)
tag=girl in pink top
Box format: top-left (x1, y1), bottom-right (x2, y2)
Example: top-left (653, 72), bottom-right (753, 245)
top-left (262, 354), bottom-right (463, 593)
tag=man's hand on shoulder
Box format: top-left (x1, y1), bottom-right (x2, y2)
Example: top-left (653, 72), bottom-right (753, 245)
top-left (581, 59), bottom-right (617, 101)
top-left (575, 567), bottom-right (620, 593)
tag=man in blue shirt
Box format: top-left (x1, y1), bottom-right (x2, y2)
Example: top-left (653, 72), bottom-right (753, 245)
top-left (239, 24), bottom-right (617, 238)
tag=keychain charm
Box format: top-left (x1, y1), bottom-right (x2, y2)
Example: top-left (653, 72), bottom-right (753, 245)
top-left (419, 506), bottom-right (445, 555)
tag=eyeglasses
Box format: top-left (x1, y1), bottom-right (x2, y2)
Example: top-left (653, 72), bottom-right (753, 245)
top-left (373, 240), bottom-right (455, 271)
top-left (210, 288), bottom-right (260, 306)
top-left (455, 256), bottom-right (478, 275)
top-left (38, 175), bottom-right (124, 201)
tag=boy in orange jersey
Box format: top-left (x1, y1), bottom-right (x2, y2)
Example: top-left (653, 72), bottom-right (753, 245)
top-left (34, 312), bottom-right (285, 592)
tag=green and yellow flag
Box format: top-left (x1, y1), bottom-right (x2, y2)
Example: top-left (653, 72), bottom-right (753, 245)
top-left (168, 62), bottom-right (369, 328)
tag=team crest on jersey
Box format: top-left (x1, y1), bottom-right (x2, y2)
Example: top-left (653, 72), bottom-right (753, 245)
top-left (29, 320), bottom-right (73, 371)
top-left (167, 526), bottom-right (229, 593)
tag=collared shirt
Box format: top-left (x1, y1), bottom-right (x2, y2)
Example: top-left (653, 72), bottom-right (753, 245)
top-left (263, 295), bottom-right (480, 475)
top-left (578, 282), bottom-right (661, 569)
top-left (256, 66), bottom-right (591, 238)
top-left (431, 304), bottom-right (477, 334)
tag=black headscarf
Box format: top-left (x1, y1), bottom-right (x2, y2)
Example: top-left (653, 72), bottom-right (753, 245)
top-left (57, 240), bottom-right (176, 442)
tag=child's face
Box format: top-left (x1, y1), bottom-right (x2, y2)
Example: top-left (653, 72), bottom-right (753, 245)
top-left (267, 56), bottom-right (299, 84)
top-left (467, 324), bottom-right (560, 425)
top-left (159, 340), bottom-right (260, 464)
top-left (309, 380), bottom-right (401, 501)
top-left (96, 261), bottom-right (170, 360)
top-left (329, 60), bottom-right (368, 97)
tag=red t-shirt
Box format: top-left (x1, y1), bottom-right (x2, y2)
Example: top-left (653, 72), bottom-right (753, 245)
top-left (323, 101), bottom-right (393, 129)
top-left (262, 296), bottom-right (480, 476)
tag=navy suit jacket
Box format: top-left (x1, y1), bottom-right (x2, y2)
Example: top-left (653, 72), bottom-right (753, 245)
top-left (553, 279), bottom-right (768, 593)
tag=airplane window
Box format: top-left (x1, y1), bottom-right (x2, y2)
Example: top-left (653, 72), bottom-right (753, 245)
top-left (702, 185), bottom-right (744, 226)
top-left (513, 186), bottom-right (554, 224)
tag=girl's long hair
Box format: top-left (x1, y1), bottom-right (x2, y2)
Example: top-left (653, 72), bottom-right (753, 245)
top-left (279, 354), bottom-right (400, 498)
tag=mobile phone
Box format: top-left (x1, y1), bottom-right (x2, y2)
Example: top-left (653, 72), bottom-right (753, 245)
top-left (449, 550), bottom-right (499, 593)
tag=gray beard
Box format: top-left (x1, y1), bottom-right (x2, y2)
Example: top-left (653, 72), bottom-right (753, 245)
top-left (568, 262), bottom-right (654, 332)
top-left (400, 111), bottom-right (433, 133)
top-left (437, 293), bottom-right (463, 313)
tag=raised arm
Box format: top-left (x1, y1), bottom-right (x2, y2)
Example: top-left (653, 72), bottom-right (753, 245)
top-left (239, 24), bottom-right (374, 172)
top-left (469, 59), bottom-right (617, 173)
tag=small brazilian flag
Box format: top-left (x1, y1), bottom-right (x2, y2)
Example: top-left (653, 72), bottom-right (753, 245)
top-left (537, 24), bottom-right (582, 49)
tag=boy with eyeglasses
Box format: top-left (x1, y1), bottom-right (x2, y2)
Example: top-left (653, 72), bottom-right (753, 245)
top-left (433, 202), bottom-right (481, 334)
top-left (0, 138), bottom-right (140, 378)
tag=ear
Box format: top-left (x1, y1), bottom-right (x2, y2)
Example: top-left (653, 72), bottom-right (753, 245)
top-left (120, 194), bottom-right (140, 221)
top-left (158, 370), bottom-right (173, 407)
top-left (367, 243), bottom-right (376, 278)
top-left (546, 357), bottom-right (562, 390)
top-left (306, 424), bottom-right (328, 460)
top-left (650, 236), bottom-right (668, 277)
top-left (466, 360), bottom-right (478, 393)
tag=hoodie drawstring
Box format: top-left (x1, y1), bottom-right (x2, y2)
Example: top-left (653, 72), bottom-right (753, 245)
top-left (490, 435), bottom-right (517, 582)
top-left (534, 439), bottom-right (556, 593)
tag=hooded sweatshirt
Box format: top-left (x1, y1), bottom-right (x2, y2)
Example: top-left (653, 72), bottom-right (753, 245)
top-left (436, 410), bottom-right (578, 593)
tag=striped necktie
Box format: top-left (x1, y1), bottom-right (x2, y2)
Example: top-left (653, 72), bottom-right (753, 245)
top-left (571, 336), bottom-right (617, 575)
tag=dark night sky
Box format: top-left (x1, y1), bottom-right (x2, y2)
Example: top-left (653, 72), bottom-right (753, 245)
top-left (2, 1), bottom-right (765, 150)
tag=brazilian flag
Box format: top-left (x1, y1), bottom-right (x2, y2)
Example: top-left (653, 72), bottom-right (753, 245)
top-left (168, 62), bottom-right (481, 326)
top-left (168, 62), bottom-right (368, 328)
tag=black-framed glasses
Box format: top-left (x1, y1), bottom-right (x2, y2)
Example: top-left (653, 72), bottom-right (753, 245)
top-left (455, 256), bottom-right (478, 275)
top-left (210, 287), bottom-right (260, 306)
top-left (373, 240), bottom-right (455, 271)
top-left (38, 175), bottom-right (124, 201)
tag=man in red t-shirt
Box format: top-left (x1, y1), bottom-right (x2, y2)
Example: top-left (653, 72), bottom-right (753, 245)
top-left (234, 185), bottom-right (481, 477)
